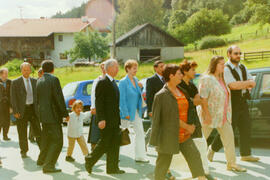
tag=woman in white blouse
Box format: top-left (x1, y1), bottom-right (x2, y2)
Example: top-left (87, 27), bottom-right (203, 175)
top-left (66, 100), bottom-right (90, 162)
top-left (198, 56), bottom-right (246, 172)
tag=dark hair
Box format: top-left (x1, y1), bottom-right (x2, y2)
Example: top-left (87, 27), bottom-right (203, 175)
top-left (153, 60), bottom-right (163, 68)
top-left (163, 64), bottom-right (180, 82)
top-left (41, 60), bottom-right (54, 73)
top-left (179, 59), bottom-right (198, 74)
top-left (207, 56), bottom-right (224, 74)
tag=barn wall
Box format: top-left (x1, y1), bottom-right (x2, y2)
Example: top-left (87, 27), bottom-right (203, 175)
top-left (161, 47), bottom-right (184, 60)
top-left (112, 47), bottom-right (139, 62)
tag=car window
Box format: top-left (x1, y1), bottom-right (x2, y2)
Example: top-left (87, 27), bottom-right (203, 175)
top-left (62, 82), bottom-right (79, 97)
top-left (83, 83), bottom-right (93, 96)
top-left (260, 74), bottom-right (270, 98)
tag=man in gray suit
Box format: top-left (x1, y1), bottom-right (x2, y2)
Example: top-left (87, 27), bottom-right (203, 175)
top-left (10, 62), bottom-right (41, 158)
top-left (36, 60), bottom-right (69, 173)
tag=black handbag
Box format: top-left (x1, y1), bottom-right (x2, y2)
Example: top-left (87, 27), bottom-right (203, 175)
top-left (120, 128), bottom-right (131, 146)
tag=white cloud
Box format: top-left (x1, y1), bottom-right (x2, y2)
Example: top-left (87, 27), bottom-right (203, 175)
top-left (0, 0), bottom-right (88, 25)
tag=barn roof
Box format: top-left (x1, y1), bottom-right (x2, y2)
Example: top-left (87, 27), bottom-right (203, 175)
top-left (113, 23), bottom-right (184, 46)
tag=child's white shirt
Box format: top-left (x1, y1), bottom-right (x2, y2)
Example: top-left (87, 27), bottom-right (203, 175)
top-left (67, 111), bottom-right (91, 138)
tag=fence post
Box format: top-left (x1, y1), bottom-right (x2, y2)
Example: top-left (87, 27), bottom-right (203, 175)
top-left (240, 34), bottom-right (243, 40)
top-left (256, 30), bottom-right (258, 37)
top-left (244, 52), bottom-right (245, 61)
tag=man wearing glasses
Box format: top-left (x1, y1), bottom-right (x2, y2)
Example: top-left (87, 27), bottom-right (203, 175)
top-left (207, 45), bottom-right (260, 162)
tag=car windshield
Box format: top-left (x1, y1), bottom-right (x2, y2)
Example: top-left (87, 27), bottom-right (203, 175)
top-left (62, 82), bottom-right (79, 97)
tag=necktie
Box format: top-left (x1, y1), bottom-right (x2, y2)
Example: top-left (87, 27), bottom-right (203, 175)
top-left (26, 78), bottom-right (33, 104)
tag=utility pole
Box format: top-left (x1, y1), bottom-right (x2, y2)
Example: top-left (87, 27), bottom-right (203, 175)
top-left (111, 0), bottom-right (116, 59)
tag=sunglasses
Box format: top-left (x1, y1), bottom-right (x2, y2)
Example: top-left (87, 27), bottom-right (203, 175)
top-left (233, 52), bottom-right (242, 55)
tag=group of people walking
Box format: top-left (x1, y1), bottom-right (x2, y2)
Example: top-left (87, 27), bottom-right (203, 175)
top-left (0, 45), bottom-right (260, 180)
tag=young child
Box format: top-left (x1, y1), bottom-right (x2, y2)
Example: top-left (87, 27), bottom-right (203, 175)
top-left (66, 100), bottom-right (90, 162)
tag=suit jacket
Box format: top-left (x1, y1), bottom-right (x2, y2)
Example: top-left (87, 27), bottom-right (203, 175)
top-left (149, 85), bottom-right (180, 154)
top-left (0, 79), bottom-right (11, 106)
top-left (146, 74), bottom-right (164, 113)
top-left (95, 76), bottom-right (120, 129)
top-left (10, 76), bottom-right (38, 119)
top-left (0, 82), bottom-right (4, 105)
top-left (119, 75), bottom-right (142, 121)
top-left (37, 73), bottom-right (68, 124)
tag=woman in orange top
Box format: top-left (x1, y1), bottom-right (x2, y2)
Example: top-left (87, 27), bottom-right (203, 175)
top-left (150, 64), bottom-right (206, 180)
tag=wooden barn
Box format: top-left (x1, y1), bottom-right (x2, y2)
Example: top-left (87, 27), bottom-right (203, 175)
top-left (111, 23), bottom-right (184, 62)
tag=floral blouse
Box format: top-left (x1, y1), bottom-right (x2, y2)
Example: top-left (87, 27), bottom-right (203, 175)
top-left (197, 75), bottom-right (232, 128)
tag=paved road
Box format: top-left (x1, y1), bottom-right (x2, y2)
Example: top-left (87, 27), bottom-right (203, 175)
top-left (0, 126), bottom-right (270, 180)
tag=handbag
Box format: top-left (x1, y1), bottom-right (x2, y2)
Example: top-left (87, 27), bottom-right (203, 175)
top-left (120, 128), bottom-right (131, 146)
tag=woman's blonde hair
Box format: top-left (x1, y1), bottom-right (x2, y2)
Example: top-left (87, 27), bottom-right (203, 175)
top-left (124, 59), bottom-right (138, 73)
top-left (72, 100), bottom-right (83, 111)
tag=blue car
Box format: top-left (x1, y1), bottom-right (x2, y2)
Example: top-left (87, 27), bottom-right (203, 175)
top-left (62, 80), bottom-right (94, 124)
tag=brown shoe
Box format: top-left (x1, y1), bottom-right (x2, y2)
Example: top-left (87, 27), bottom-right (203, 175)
top-left (241, 156), bottom-right (260, 162)
top-left (227, 164), bottom-right (247, 172)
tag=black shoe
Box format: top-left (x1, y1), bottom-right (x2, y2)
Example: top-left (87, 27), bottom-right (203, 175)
top-left (107, 169), bottom-right (125, 174)
top-left (21, 153), bottom-right (28, 159)
top-left (65, 156), bottom-right (75, 162)
top-left (205, 174), bottom-right (216, 180)
top-left (3, 137), bottom-right (11, 141)
top-left (37, 161), bottom-right (44, 166)
top-left (85, 164), bottom-right (92, 174)
top-left (43, 168), bottom-right (62, 173)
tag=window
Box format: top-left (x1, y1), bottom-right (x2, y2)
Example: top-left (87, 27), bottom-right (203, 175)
top-left (260, 74), bottom-right (270, 98)
top-left (59, 53), bottom-right (67, 60)
top-left (83, 83), bottom-right (93, 96)
top-left (58, 35), bottom-right (63, 42)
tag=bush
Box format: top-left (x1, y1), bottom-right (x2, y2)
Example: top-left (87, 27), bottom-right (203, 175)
top-left (171, 9), bottom-right (231, 44)
top-left (198, 36), bottom-right (227, 50)
top-left (1, 59), bottom-right (35, 76)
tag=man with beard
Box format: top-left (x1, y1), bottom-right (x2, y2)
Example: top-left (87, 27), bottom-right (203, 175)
top-left (207, 45), bottom-right (260, 162)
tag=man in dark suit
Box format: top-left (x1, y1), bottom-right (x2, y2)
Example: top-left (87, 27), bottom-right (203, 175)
top-left (36, 60), bottom-right (69, 173)
top-left (85, 59), bottom-right (125, 174)
top-left (0, 68), bottom-right (12, 141)
top-left (10, 62), bottom-right (41, 158)
top-left (145, 61), bottom-right (165, 146)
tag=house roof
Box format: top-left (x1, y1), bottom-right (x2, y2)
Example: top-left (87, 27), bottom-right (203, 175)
top-left (113, 23), bottom-right (184, 46)
top-left (0, 18), bottom-right (96, 37)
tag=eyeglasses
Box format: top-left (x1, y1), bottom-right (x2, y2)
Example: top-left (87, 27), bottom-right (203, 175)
top-left (233, 52), bottom-right (242, 55)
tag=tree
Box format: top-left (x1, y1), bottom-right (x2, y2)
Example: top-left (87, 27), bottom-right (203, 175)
top-left (247, 0), bottom-right (270, 24)
top-left (66, 31), bottom-right (109, 63)
top-left (52, 3), bottom-right (86, 18)
top-left (171, 8), bottom-right (231, 44)
top-left (168, 10), bottom-right (187, 30)
top-left (116, 0), bottom-right (165, 37)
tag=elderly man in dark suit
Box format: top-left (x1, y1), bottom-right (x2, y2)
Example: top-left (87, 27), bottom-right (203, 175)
top-left (85, 59), bottom-right (125, 174)
top-left (0, 68), bottom-right (12, 141)
top-left (10, 62), bottom-right (41, 158)
top-left (36, 60), bottom-right (69, 173)
top-left (145, 61), bottom-right (165, 146)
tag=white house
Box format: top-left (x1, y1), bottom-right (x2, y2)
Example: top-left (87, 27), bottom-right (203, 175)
top-left (0, 17), bottom-right (107, 67)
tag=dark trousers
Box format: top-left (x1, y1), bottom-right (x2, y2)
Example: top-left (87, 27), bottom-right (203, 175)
top-left (85, 127), bottom-right (120, 172)
top-left (16, 105), bottom-right (41, 154)
top-left (38, 123), bottom-right (63, 169)
top-left (211, 100), bottom-right (251, 156)
top-left (155, 138), bottom-right (205, 180)
top-left (0, 103), bottom-right (10, 138)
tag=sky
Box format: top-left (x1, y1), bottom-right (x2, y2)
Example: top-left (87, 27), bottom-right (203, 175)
top-left (0, 0), bottom-right (87, 25)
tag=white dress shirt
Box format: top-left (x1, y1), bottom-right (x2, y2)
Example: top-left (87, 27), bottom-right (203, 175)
top-left (91, 76), bottom-right (103, 110)
top-left (67, 111), bottom-right (91, 138)
top-left (106, 73), bottom-right (114, 82)
top-left (22, 76), bottom-right (33, 105)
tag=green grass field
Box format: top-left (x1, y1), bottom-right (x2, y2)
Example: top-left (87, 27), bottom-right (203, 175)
top-left (4, 24), bottom-right (270, 87)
